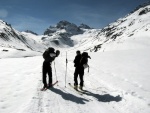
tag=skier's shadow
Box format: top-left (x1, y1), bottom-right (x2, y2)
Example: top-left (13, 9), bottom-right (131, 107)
top-left (81, 90), bottom-right (122, 102)
top-left (49, 87), bottom-right (89, 104)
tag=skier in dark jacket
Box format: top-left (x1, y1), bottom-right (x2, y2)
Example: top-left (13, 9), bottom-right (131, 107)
top-left (41, 47), bottom-right (60, 91)
top-left (74, 51), bottom-right (81, 89)
top-left (74, 50), bottom-right (81, 67)
top-left (74, 51), bottom-right (90, 90)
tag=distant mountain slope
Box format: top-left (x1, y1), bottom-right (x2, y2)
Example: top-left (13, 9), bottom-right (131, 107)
top-left (0, 20), bottom-right (46, 52)
top-left (42, 20), bottom-right (91, 47)
top-left (71, 3), bottom-right (150, 52)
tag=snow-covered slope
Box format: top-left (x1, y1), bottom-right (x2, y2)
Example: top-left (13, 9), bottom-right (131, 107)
top-left (69, 3), bottom-right (150, 52)
top-left (0, 20), bottom-right (47, 58)
top-left (40, 3), bottom-right (150, 52)
top-left (0, 20), bottom-right (46, 51)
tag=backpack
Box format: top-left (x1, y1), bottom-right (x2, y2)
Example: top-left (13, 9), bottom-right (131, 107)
top-left (82, 52), bottom-right (88, 58)
top-left (80, 52), bottom-right (88, 67)
top-left (43, 47), bottom-right (55, 62)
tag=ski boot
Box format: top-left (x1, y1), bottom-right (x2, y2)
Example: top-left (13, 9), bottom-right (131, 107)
top-left (74, 85), bottom-right (78, 90)
top-left (47, 83), bottom-right (53, 88)
top-left (79, 86), bottom-right (83, 90)
top-left (41, 85), bottom-right (47, 91)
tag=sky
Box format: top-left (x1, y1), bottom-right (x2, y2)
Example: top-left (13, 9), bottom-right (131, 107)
top-left (0, 0), bottom-right (149, 34)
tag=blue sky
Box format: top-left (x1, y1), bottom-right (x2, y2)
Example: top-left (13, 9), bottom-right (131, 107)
top-left (0, 0), bottom-right (149, 34)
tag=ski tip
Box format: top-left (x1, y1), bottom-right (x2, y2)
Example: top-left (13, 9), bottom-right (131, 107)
top-left (40, 88), bottom-right (47, 91)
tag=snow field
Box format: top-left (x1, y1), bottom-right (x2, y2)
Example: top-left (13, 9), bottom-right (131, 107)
top-left (0, 48), bottom-right (150, 113)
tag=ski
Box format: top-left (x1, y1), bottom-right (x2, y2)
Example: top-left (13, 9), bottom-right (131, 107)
top-left (68, 83), bottom-right (83, 95)
top-left (48, 80), bottom-right (58, 89)
top-left (40, 87), bottom-right (47, 91)
top-left (68, 83), bottom-right (93, 101)
top-left (68, 83), bottom-right (89, 94)
top-left (41, 81), bottom-right (58, 91)
top-left (68, 83), bottom-right (87, 92)
top-left (50, 80), bottom-right (58, 87)
top-left (68, 83), bottom-right (90, 94)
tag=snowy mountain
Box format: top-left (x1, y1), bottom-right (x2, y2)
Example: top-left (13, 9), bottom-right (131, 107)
top-left (71, 3), bottom-right (150, 52)
top-left (40, 3), bottom-right (150, 52)
top-left (42, 20), bottom-right (91, 47)
top-left (24, 30), bottom-right (38, 36)
top-left (0, 20), bottom-right (47, 58)
top-left (44, 20), bottom-right (91, 36)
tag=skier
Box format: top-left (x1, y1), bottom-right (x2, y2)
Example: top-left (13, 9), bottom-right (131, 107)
top-left (41, 47), bottom-right (60, 91)
top-left (73, 50), bottom-right (81, 89)
top-left (73, 51), bottom-right (91, 90)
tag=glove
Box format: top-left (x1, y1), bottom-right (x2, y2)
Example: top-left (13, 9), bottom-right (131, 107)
top-left (56, 50), bottom-right (60, 57)
top-left (88, 56), bottom-right (91, 59)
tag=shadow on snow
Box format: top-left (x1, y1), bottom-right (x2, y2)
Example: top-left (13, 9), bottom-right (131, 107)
top-left (49, 87), bottom-right (122, 103)
top-left (81, 90), bottom-right (122, 102)
top-left (49, 87), bottom-right (89, 104)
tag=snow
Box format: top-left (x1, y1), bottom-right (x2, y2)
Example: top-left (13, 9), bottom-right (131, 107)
top-left (0, 47), bottom-right (42, 58)
top-left (0, 48), bottom-right (150, 113)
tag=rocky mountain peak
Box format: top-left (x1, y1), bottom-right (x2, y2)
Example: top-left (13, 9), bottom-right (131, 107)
top-left (79, 23), bottom-right (91, 29)
top-left (24, 30), bottom-right (38, 35)
top-left (44, 20), bottom-right (83, 36)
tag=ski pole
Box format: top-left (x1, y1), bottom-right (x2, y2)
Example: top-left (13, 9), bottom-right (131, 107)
top-left (54, 61), bottom-right (58, 82)
top-left (65, 52), bottom-right (68, 87)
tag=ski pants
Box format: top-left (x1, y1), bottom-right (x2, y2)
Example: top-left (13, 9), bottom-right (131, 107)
top-left (42, 61), bottom-right (52, 87)
top-left (74, 66), bottom-right (84, 86)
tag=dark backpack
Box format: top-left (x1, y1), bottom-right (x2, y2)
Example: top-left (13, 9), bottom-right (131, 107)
top-left (82, 52), bottom-right (88, 58)
top-left (80, 52), bottom-right (88, 66)
top-left (43, 47), bottom-right (55, 62)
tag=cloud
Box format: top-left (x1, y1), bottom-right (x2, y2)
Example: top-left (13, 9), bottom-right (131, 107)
top-left (0, 9), bottom-right (8, 18)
